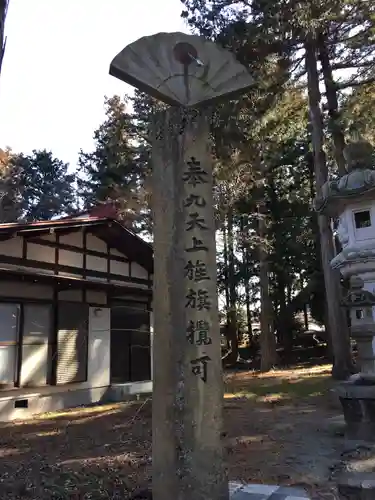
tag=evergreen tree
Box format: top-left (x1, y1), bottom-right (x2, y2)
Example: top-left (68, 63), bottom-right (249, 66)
top-left (180, 0), bottom-right (374, 377)
top-left (12, 149), bottom-right (76, 221)
top-left (0, 148), bottom-right (22, 222)
top-left (78, 95), bottom-right (150, 233)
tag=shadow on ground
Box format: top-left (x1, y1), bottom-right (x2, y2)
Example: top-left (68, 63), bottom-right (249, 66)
top-left (0, 365), bottom-right (344, 499)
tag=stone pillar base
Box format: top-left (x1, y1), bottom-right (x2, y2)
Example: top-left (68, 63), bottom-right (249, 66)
top-left (336, 382), bottom-right (375, 441)
top-left (338, 472), bottom-right (375, 499)
top-left (130, 483), bottom-right (311, 499)
top-left (229, 482), bottom-right (309, 499)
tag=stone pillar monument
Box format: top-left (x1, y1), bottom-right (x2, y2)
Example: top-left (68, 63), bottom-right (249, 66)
top-left (109, 32), bottom-right (253, 500)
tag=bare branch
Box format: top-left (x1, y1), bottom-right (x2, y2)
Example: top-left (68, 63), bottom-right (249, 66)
top-left (338, 75), bottom-right (375, 90)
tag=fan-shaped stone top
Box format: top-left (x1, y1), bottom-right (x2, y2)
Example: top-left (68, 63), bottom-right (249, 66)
top-left (109, 32), bottom-right (254, 107)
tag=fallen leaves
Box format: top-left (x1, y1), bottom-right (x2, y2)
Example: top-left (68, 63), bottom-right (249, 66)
top-left (0, 367), bottom-right (345, 499)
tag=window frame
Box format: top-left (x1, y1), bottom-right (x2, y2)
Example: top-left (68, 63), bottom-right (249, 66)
top-left (55, 301), bottom-right (89, 386)
top-left (110, 300), bottom-right (151, 384)
top-left (20, 302), bottom-right (53, 388)
top-left (353, 208), bottom-right (374, 241)
top-left (0, 298), bottom-right (89, 390)
top-left (0, 302), bottom-right (21, 389)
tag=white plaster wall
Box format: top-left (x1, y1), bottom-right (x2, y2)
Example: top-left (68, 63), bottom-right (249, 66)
top-left (110, 260), bottom-right (129, 277)
top-left (60, 232), bottom-right (83, 247)
top-left (86, 255), bottom-right (107, 273)
top-left (0, 237), bottom-right (23, 258)
top-left (131, 262), bottom-right (149, 280)
top-left (39, 233), bottom-right (56, 242)
top-left (27, 243), bottom-right (55, 264)
top-left (110, 248), bottom-right (125, 257)
top-left (59, 249), bottom-right (83, 268)
top-left (86, 234), bottom-right (107, 253)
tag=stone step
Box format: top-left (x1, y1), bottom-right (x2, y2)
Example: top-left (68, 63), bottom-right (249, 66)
top-left (338, 472), bottom-right (375, 499)
top-left (229, 482), bottom-right (310, 499)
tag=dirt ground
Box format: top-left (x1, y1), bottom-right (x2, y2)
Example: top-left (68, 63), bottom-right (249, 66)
top-left (0, 364), bottom-right (359, 499)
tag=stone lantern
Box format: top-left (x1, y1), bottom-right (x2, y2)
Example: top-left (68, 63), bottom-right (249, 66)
top-left (316, 139), bottom-right (375, 280)
top-left (316, 138), bottom-right (375, 439)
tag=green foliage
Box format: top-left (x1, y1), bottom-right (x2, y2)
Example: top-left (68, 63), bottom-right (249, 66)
top-left (11, 149), bottom-right (76, 221)
top-left (180, 0), bottom-right (375, 366)
top-left (78, 95), bottom-right (151, 234)
top-left (343, 82), bottom-right (375, 144)
top-left (0, 149), bottom-right (76, 222)
top-left (0, 148), bottom-right (23, 222)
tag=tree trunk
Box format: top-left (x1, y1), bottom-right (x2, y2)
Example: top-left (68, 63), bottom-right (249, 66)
top-left (222, 224), bottom-right (230, 349)
top-left (258, 200), bottom-right (278, 371)
top-left (277, 274), bottom-right (293, 360)
top-left (244, 263), bottom-right (253, 340)
top-left (317, 31), bottom-right (347, 176)
top-left (222, 208), bottom-right (238, 365)
top-left (241, 216), bottom-right (253, 340)
top-left (276, 273), bottom-right (322, 320)
top-left (301, 278), bottom-right (309, 330)
top-left (222, 221), bottom-right (230, 320)
top-left (286, 285), bottom-right (292, 304)
top-left (305, 36), bottom-right (355, 380)
top-left (303, 305), bottom-right (309, 331)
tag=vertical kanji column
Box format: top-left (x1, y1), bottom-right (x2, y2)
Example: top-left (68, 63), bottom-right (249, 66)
top-left (151, 108), bottom-right (227, 500)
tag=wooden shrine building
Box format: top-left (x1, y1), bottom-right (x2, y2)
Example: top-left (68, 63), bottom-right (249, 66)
top-left (0, 206), bottom-right (153, 421)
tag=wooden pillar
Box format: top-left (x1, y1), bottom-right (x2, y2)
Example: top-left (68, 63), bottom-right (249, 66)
top-left (151, 107), bottom-right (228, 500)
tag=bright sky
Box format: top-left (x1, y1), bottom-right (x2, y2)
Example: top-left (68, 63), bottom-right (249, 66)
top-left (0, 0), bottom-right (189, 170)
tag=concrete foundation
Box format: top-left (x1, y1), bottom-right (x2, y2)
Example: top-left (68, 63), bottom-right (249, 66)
top-left (0, 381), bottom-right (153, 422)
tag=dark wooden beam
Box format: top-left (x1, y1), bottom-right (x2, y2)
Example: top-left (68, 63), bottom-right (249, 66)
top-left (0, 254), bottom-right (150, 286)
top-left (28, 237), bottom-right (129, 263)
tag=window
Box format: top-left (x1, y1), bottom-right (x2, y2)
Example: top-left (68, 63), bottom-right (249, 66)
top-left (355, 309), bottom-right (364, 320)
top-left (20, 304), bottom-right (51, 387)
top-left (0, 301), bottom-right (89, 390)
top-left (0, 303), bottom-right (52, 388)
top-left (56, 303), bottom-right (88, 385)
top-left (354, 210), bottom-right (371, 229)
top-left (110, 302), bottom-right (151, 383)
top-left (0, 304), bottom-right (20, 386)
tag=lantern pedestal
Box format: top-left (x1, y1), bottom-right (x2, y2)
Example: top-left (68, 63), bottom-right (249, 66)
top-left (336, 382), bottom-right (375, 441)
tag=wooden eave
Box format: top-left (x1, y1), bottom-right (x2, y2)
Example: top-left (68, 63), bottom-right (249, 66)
top-left (0, 266), bottom-right (152, 296)
top-left (0, 217), bottom-right (154, 274)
